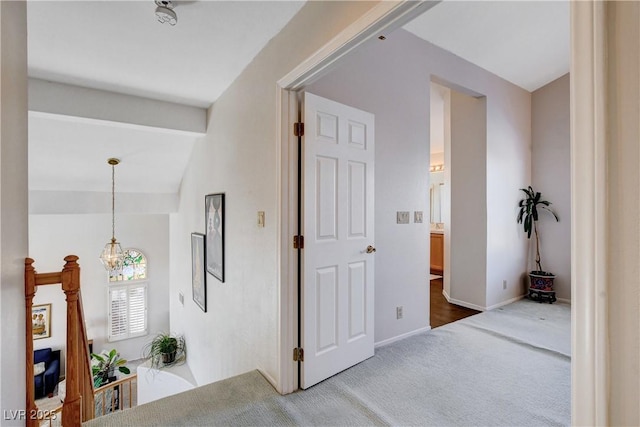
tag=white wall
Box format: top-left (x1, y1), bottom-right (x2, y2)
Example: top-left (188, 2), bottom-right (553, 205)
top-left (430, 82), bottom-right (447, 155)
top-left (308, 34), bottom-right (432, 342)
top-left (29, 214), bottom-right (170, 372)
top-left (0, 2), bottom-right (29, 422)
top-left (448, 90), bottom-right (487, 308)
top-left (307, 29), bottom-right (531, 341)
top-left (531, 74), bottom-right (571, 301)
top-left (169, 0), bottom-right (383, 388)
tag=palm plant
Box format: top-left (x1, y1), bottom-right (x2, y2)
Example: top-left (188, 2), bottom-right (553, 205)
top-left (91, 349), bottom-right (130, 388)
top-left (517, 186), bottom-right (559, 273)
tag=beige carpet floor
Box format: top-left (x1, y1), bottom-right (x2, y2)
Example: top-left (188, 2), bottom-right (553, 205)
top-left (85, 299), bottom-right (570, 426)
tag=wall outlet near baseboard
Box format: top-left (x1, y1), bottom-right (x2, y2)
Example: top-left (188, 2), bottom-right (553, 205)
top-left (502, 280), bottom-right (507, 290)
top-left (396, 306), bottom-right (403, 319)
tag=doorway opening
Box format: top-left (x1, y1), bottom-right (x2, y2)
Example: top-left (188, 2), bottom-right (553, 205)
top-left (428, 80), bottom-right (482, 328)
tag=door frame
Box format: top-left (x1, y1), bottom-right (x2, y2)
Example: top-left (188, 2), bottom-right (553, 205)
top-left (275, 4), bottom-right (607, 427)
top-left (274, 1), bottom-right (436, 394)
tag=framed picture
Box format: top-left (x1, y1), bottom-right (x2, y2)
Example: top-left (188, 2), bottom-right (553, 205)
top-left (191, 233), bottom-right (207, 312)
top-left (32, 304), bottom-right (51, 340)
top-left (205, 193), bottom-right (225, 282)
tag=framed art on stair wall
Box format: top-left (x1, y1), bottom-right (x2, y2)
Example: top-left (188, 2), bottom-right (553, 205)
top-left (32, 303), bottom-right (51, 340)
top-left (191, 232), bottom-right (207, 312)
top-left (205, 193), bottom-right (225, 283)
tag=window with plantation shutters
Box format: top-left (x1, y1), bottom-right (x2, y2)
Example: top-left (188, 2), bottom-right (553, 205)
top-left (108, 249), bottom-right (148, 342)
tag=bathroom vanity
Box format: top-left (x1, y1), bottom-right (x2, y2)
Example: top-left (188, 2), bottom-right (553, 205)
top-left (430, 230), bottom-right (444, 275)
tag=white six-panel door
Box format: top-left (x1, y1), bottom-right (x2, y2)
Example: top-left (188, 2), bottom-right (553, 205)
top-left (301, 92), bottom-right (375, 388)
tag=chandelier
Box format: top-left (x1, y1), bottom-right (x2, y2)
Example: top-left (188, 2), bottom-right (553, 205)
top-left (99, 158), bottom-right (124, 271)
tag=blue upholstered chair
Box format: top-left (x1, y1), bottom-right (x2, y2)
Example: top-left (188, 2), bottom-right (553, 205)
top-left (34, 348), bottom-right (60, 399)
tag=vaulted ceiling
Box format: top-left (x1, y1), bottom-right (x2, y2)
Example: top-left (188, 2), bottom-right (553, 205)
top-left (27, 1), bottom-right (570, 198)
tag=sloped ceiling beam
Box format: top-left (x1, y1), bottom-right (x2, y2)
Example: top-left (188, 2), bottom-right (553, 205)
top-left (28, 78), bottom-right (207, 135)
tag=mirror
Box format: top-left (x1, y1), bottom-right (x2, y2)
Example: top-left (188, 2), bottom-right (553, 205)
top-left (430, 171), bottom-right (444, 225)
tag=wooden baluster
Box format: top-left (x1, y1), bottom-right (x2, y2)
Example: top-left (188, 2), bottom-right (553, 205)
top-left (25, 258), bottom-right (38, 427)
top-left (61, 256), bottom-right (82, 427)
top-left (26, 256), bottom-right (95, 425)
top-left (77, 290), bottom-right (95, 421)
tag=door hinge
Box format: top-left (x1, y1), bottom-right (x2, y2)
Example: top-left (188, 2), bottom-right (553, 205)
top-left (294, 122), bottom-right (305, 137)
top-left (293, 235), bottom-right (304, 249)
top-left (293, 347), bottom-right (304, 362)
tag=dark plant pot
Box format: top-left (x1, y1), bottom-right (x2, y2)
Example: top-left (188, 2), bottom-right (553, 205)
top-left (528, 271), bottom-right (557, 303)
top-left (529, 271), bottom-right (555, 291)
top-left (99, 372), bottom-right (109, 385)
top-left (101, 366), bottom-right (115, 381)
top-left (161, 351), bottom-right (176, 364)
top-left (97, 372), bottom-right (116, 387)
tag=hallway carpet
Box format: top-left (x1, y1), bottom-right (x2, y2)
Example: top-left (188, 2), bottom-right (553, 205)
top-left (85, 299), bottom-right (570, 426)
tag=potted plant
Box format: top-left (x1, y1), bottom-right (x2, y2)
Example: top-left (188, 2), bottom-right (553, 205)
top-left (142, 332), bottom-right (186, 369)
top-left (91, 349), bottom-right (130, 388)
top-left (517, 186), bottom-right (559, 303)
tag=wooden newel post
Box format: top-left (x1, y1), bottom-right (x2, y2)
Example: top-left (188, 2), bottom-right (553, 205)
top-left (61, 255), bottom-right (82, 427)
top-left (25, 258), bottom-right (37, 427)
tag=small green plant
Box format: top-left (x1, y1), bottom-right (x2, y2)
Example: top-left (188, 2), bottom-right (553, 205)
top-left (517, 186), bottom-right (559, 273)
top-left (142, 332), bottom-right (186, 369)
top-left (91, 349), bottom-right (130, 388)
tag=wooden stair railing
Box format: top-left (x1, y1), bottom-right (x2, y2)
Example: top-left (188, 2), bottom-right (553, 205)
top-left (93, 374), bottom-right (138, 416)
top-left (25, 256), bottom-right (95, 427)
top-left (76, 289), bottom-right (96, 422)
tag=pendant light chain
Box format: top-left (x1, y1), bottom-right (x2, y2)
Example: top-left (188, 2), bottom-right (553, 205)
top-left (100, 157), bottom-right (123, 271)
top-left (111, 162), bottom-right (116, 240)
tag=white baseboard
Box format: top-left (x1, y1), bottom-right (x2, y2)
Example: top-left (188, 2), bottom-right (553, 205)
top-left (485, 294), bottom-right (526, 311)
top-left (258, 367), bottom-right (280, 393)
top-left (442, 290), bottom-right (530, 311)
top-left (375, 325), bottom-right (431, 348)
top-left (442, 289), bottom-right (486, 311)
top-left (557, 297), bottom-right (571, 305)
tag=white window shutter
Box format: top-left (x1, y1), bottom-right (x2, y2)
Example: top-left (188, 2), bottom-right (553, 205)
top-left (108, 283), bottom-right (148, 341)
top-left (128, 285), bottom-right (147, 336)
top-left (108, 286), bottom-right (129, 341)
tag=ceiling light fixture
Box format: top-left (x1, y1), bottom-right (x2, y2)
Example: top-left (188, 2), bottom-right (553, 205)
top-left (99, 158), bottom-right (124, 271)
top-left (155, 0), bottom-right (177, 26)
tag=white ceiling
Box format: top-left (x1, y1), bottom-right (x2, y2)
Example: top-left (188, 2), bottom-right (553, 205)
top-left (28, 1), bottom-right (306, 108)
top-left (27, 1), bottom-right (569, 198)
top-left (29, 112), bottom-right (197, 194)
top-left (404, 0), bottom-right (570, 92)
top-left (27, 0), bottom-right (305, 196)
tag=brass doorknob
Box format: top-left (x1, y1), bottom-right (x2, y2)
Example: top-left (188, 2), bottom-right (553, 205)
top-left (366, 245), bottom-right (376, 254)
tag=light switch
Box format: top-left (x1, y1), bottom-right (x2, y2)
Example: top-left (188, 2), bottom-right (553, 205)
top-left (258, 211), bottom-right (265, 228)
top-left (397, 211), bottom-right (410, 224)
top-left (414, 211), bottom-right (423, 223)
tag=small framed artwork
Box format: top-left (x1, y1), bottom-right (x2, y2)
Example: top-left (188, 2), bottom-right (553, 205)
top-left (191, 232), bottom-right (207, 312)
top-left (205, 193), bottom-right (225, 283)
top-left (32, 304), bottom-right (51, 340)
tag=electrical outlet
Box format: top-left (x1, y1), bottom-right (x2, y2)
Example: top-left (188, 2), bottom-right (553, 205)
top-left (503, 280), bottom-right (507, 290)
top-left (257, 211), bottom-right (265, 228)
top-left (396, 211), bottom-right (410, 224)
top-left (179, 291), bottom-right (184, 306)
top-left (414, 211), bottom-right (423, 223)
top-left (396, 306), bottom-right (403, 319)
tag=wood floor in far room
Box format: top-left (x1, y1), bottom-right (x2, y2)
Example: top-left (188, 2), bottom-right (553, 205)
top-left (430, 278), bottom-right (480, 328)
